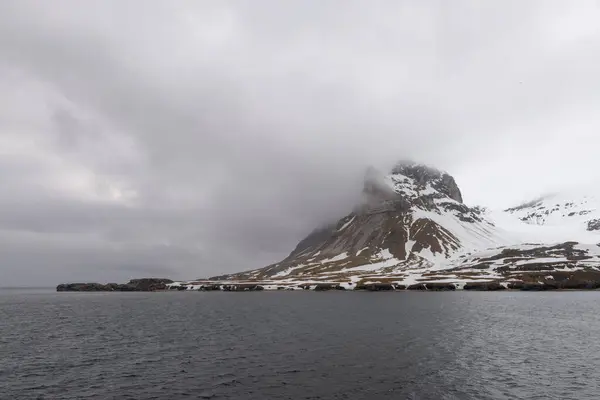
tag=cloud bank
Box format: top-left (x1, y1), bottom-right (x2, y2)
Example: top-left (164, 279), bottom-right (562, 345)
top-left (1, 1), bottom-right (599, 285)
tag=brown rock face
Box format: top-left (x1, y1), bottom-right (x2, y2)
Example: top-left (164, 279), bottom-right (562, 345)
top-left (409, 218), bottom-right (460, 256)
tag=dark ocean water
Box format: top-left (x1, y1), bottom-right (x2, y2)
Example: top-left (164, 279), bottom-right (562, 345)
top-left (1, 290), bottom-right (599, 400)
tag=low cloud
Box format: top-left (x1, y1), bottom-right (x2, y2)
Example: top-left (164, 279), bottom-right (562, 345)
top-left (0, 1), bottom-right (599, 285)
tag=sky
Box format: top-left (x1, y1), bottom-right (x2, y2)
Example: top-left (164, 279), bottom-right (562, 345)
top-left (1, 1), bottom-right (600, 285)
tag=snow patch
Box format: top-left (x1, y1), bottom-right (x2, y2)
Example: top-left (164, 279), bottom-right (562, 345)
top-left (321, 252), bottom-right (349, 264)
top-left (337, 216), bottom-right (355, 232)
top-left (272, 264), bottom-right (306, 278)
top-left (357, 247), bottom-right (369, 256)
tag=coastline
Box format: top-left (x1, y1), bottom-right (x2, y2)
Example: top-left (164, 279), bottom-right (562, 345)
top-left (55, 279), bottom-right (600, 292)
top-left (56, 278), bottom-right (173, 292)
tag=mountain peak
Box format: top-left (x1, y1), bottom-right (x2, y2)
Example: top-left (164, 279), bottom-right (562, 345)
top-left (389, 161), bottom-right (463, 203)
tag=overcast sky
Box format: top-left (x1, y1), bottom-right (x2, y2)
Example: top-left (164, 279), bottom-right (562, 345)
top-left (1, 1), bottom-right (599, 285)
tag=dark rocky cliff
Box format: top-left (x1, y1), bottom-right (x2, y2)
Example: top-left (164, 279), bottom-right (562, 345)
top-left (56, 278), bottom-right (173, 292)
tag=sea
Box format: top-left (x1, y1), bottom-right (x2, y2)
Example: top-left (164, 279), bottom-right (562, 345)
top-left (1, 289), bottom-right (599, 399)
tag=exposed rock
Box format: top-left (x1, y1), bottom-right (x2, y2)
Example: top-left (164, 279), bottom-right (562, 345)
top-left (543, 271), bottom-right (600, 289)
top-left (314, 284), bottom-right (338, 291)
top-left (480, 242), bottom-right (588, 264)
top-left (127, 278), bottom-right (173, 291)
top-left (404, 282), bottom-right (455, 291)
top-left (588, 219), bottom-right (600, 231)
top-left (407, 283), bottom-right (427, 290)
top-left (463, 282), bottom-right (505, 291)
top-left (222, 284), bottom-right (264, 291)
top-left (355, 283), bottom-right (396, 291)
top-left (57, 283), bottom-right (108, 292)
top-left (56, 278), bottom-right (173, 292)
top-left (507, 282), bottom-right (552, 291)
top-left (199, 284), bottom-right (221, 291)
top-left (424, 282), bottom-right (456, 291)
top-left (390, 161), bottom-right (463, 203)
top-left (505, 271), bottom-right (600, 290)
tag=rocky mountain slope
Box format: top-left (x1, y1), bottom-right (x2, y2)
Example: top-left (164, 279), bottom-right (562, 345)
top-left (194, 161), bottom-right (600, 291)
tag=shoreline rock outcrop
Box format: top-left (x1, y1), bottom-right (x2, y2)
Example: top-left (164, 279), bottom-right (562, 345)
top-left (56, 278), bottom-right (173, 292)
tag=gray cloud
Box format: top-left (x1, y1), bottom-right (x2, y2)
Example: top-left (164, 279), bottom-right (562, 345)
top-left (1, 0), bottom-right (600, 285)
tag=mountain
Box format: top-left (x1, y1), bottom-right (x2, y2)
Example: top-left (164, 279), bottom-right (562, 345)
top-left (199, 161), bottom-right (600, 291)
top-left (505, 191), bottom-right (600, 239)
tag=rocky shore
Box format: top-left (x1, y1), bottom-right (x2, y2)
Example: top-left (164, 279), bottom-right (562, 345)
top-left (56, 278), bottom-right (173, 292)
top-left (57, 273), bottom-right (600, 293)
top-left (165, 275), bottom-right (600, 292)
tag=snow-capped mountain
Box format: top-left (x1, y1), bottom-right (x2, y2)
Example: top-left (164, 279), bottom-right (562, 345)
top-left (199, 162), bottom-right (600, 291)
top-left (505, 191), bottom-right (600, 239)
top-left (211, 162), bottom-right (511, 281)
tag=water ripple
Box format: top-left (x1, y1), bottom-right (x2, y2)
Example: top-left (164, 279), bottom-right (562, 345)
top-left (1, 290), bottom-right (600, 399)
